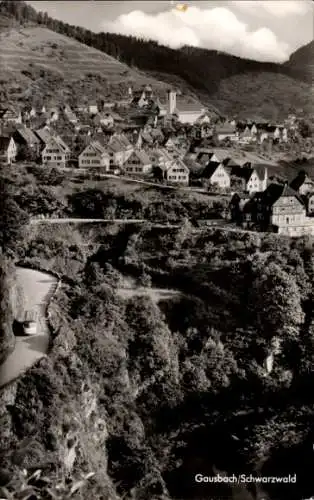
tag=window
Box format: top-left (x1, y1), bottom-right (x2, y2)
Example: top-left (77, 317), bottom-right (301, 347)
top-left (286, 217), bottom-right (289, 224)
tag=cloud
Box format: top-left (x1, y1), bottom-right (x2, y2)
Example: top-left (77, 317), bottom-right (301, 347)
top-left (102, 6), bottom-right (290, 62)
top-left (234, 1), bottom-right (311, 17)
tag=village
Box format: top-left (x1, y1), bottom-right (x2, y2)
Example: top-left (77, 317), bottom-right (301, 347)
top-left (0, 84), bottom-right (313, 237)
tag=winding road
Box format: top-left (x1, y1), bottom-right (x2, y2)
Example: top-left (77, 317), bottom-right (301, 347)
top-left (0, 267), bottom-right (58, 389)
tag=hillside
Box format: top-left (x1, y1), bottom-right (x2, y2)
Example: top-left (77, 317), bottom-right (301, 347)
top-left (0, 0), bottom-right (312, 119)
top-left (285, 40), bottom-right (314, 83)
top-left (0, 26), bottom-right (175, 107)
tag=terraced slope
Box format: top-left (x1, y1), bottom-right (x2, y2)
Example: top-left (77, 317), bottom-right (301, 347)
top-left (0, 26), bottom-right (173, 106)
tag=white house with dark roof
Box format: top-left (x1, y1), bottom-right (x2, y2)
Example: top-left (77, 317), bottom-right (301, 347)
top-left (229, 165), bottom-right (268, 194)
top-left (151, 148), bottom-right (189, 185)
top-left (107, 133), bottom-right (134, 167)
top-left (201, 162), bottom-right (231, 189)
top-left (163, 158), bottom-right (189, 185)
top-left (42, 136), bottom-right (71, 168)
top-left (123, 149), bottom-right (152, 175)
top-left (78, 141), bottom-right (110, 170)
top-left (0, 136), bottom-right (17, 165)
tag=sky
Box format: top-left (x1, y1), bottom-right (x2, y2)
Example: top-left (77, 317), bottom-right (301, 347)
top-left (27, 1), bottom-right (314, 63)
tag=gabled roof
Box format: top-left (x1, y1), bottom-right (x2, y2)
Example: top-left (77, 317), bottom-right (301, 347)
top-left (165, 157), bottom-right (189, 173)
top-left (201, 161), bottom-right (225, 179)
top-left (141, 132), bottom-right (154, 144)
top-left (35, 127), bottom-right (53, 144)
top-left (109, 133), bottom-right (132, 150)
top-left (82, 140), bottom-right (108, 156)
top-left (128, 149), bottom-right (151, 165)
top-left (43, 135), bottom-right (70, 153)
top-left (151, 148), bottom-right (173, 163)
top-left (230, 165), bottom-right (266, 183)
top-left (290, 171), bottom-right (314, 191)
top-left (230, 166), bottom-right (254, 183)
top-left (262, 183), bottom-right (304, 207)
top-left (14, 125), bottom-right (40, 145)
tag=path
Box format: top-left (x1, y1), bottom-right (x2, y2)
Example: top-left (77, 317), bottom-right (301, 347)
top-left (116, 275), bottom-right (182, 303)
top-left (0, 267), bottom-right (58, 388)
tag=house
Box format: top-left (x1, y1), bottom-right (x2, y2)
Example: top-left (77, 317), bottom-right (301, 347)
top-left (78, 141), bottom-right (110, 170)
top-left (123, 149), bottom-right (152, 175)
top-left (151, 148), bottom-right (189, 185)
top-left (229, 193), bottom-right (251, 223)
top-left (46, 107), bottom-right (59, 124)
top-left (290, 171), bottom-right (314, 196)
top-left (251, 124), bottom-right (258, 136)
top-left (93, 112), bottom-right (114, 128)
top-left (132, 85), bottom-right (154, 108)
top-left (238, 126), bottom-right (253, 145)
top-left (256, 183), bottom-right (310, 236)
top-left (229, 165), bottom-right (268, 194)
top-left (35, 127), bottom-right (55, 148)
top-left (0, 136), bottom-right (17, 164)
top-left (63, 106), bottom-right (78, 125)
top-left (107, 133), bottom-right (134, 167)
top-left (215, 123), bottom-right (238, 142)
top-left (273, 127), bottom-right (281, 140)
top-left (88, 103), bottom-right (98, 115)
top-left (0, 108), bottom-right (22, 125)
top-left (163, 158), bottom-right (189, 185)
top-left (42, 135), bottom-right (71, 168)
top-left (167, 90), bottom-right (205, 125)
top-left (200, 161), bottom-right (231, 189)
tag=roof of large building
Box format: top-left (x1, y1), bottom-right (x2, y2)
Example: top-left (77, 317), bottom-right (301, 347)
top-left (109, 133), bottom-right (133, 152)
top-left (14, 125), bottom-right (40, 145)
top-left (174, 102), bottom-right (204, 114)
top-left (35, 127), bottom-right (53, 144)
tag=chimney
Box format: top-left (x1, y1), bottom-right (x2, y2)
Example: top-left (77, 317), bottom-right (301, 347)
top-left (167, 89), bottom-right (176, 115)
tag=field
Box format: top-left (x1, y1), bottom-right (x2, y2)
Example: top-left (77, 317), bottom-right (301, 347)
top-left (0, 26), bottom-right (175, 105)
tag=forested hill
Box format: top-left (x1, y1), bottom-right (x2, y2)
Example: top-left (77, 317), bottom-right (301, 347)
top-left (0, 0), bottom-right (313, 119)
top-left (284, 40), bottom-right (314, 83)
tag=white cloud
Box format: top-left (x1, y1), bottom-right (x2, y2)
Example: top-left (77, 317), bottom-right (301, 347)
top-left (234, 1), bottom-right (311, 17)
top-left (102, 6), bottom-right (290, 62)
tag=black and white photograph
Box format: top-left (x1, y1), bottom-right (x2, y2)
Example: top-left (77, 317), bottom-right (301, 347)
top-left (0, 0), bottom-right (313, 499)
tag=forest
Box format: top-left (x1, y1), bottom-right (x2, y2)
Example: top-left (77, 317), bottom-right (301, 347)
top-left (1, 164), bottom-right (314, 499)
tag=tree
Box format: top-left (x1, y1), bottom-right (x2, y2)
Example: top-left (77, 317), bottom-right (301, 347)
top-left (249, 261), bottom-right (304, 339)
top-left (299, 120), bottom-right (312, 139)
top-left (0, 191), bottom-right (29, 254)
top-left (0, 257), bottom-right (16, 363)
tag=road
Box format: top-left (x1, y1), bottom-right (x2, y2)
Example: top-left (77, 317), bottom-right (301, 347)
top-left (0, 267), bottom-right (58, 388)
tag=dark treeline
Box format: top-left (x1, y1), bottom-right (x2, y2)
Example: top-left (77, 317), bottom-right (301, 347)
top-left (0, 0), bottom-right (310, 99)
